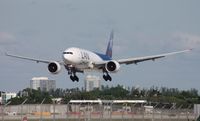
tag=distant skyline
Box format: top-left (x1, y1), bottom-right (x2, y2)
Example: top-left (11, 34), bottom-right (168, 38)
top-left (0, 0), bottom-right (200, 92)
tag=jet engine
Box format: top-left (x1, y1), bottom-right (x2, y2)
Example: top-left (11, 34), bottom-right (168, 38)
top-left (48, 61), bottom-right (61, 74)
top-left (105, 60), bottom-right (120, 72)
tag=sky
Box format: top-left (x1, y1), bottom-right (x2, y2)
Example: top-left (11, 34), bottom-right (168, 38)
top-left (0, 0), bottom-right (200, 92)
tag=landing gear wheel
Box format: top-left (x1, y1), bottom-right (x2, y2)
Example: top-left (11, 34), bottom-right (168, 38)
top-left (74, 75), bottom-right (79, 82)
top-left (70, 75), bottom-right (79, 82)
top-left (107, 75), bottom-right (112, 81)
top-left (66, 66), bottom-right (79, 82)
top-left (103, 73), bottom-right (112, 81)
top-left (70, 75), bottom-right (75, 82)
top-left (103, 75), bottom-right (108, 81)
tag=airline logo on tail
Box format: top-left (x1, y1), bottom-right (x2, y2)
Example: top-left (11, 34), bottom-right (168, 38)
top-left (106, 30), bottom-right (114, 58)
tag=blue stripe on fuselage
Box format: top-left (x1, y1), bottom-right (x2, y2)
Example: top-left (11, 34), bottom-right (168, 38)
top-left (95, 52), bottom-right (112, 61)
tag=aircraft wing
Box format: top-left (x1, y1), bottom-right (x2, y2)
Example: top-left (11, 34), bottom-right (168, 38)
top-left (117, 49), bottom-right (191, 65)
top-left (5, 52), bottom-right (63, 64)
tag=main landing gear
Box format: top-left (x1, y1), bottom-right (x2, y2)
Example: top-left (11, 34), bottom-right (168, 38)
top-left (103, 72), bottom-right (112, 81)
top-left (70, 74), bottom-right (79, 82)
top-left (66, 66), bottom-right (79, 82)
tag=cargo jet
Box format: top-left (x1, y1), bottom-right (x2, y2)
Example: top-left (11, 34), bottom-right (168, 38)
top-left (6, 31), bottom-right (191, 82)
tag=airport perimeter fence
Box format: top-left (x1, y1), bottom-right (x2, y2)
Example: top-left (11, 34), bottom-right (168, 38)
top-left (0, 103), bottom-right (197, 121)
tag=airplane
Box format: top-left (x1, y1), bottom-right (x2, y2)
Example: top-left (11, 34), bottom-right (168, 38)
top-left (6, 31), bottom-right (191, 82)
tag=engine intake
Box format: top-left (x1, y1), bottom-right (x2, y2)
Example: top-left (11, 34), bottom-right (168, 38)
top-left (48, 61), bottom-right (61, 74)
top-left (105, 60), bottom-right (120, 72)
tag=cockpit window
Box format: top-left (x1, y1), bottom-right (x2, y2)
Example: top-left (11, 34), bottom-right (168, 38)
top-left (63, 52), bottom-right (73, 55)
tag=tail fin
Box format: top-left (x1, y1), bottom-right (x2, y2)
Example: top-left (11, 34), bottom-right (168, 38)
top-left (106, 30), bottom-right (114, 58)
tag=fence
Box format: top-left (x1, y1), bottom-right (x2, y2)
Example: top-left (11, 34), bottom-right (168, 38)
top-left (0, 103), bottom-right (196, 121)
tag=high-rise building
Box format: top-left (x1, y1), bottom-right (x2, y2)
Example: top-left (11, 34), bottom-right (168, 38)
top-left (85, 75), bottom-right (101, 92)
top-left (30, 77), bottom-right (56, 92)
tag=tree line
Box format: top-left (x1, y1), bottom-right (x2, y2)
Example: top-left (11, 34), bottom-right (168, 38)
top-left (8, 85), bottom-right (200, 107)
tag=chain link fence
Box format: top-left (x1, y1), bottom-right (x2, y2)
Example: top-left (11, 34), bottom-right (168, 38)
top-left (0, 103), bottom-right (196, 121)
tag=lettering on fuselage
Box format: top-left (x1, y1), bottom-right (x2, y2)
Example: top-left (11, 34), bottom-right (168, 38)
top-left (81, 51), bottom-right (90, 60)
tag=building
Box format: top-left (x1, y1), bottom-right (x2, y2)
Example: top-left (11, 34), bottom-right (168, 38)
top-left (0, 92), bottom-right (17, 104)
top-left (30, 77), bottom-right (56, 92)
top-left (85, 75), bottom-right (101, 92)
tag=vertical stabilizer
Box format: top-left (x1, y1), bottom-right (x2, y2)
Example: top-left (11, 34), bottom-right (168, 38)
top-left (106, 30), bottom-right (114, 58)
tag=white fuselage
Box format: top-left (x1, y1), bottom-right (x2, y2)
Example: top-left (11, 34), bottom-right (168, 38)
top-left (62, 47), bottom-right (106, 70)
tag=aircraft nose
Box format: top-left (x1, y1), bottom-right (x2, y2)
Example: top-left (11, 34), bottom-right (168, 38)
top-left (63, 51), bottom-right (77, 64)
top-left (62, 52), bottom-right (71, 63)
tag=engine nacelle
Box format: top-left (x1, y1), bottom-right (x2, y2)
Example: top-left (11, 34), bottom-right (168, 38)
top-left (48, 61), bottom-right (61, 74)
top-left (105, 60), bottom-right (120, 73)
